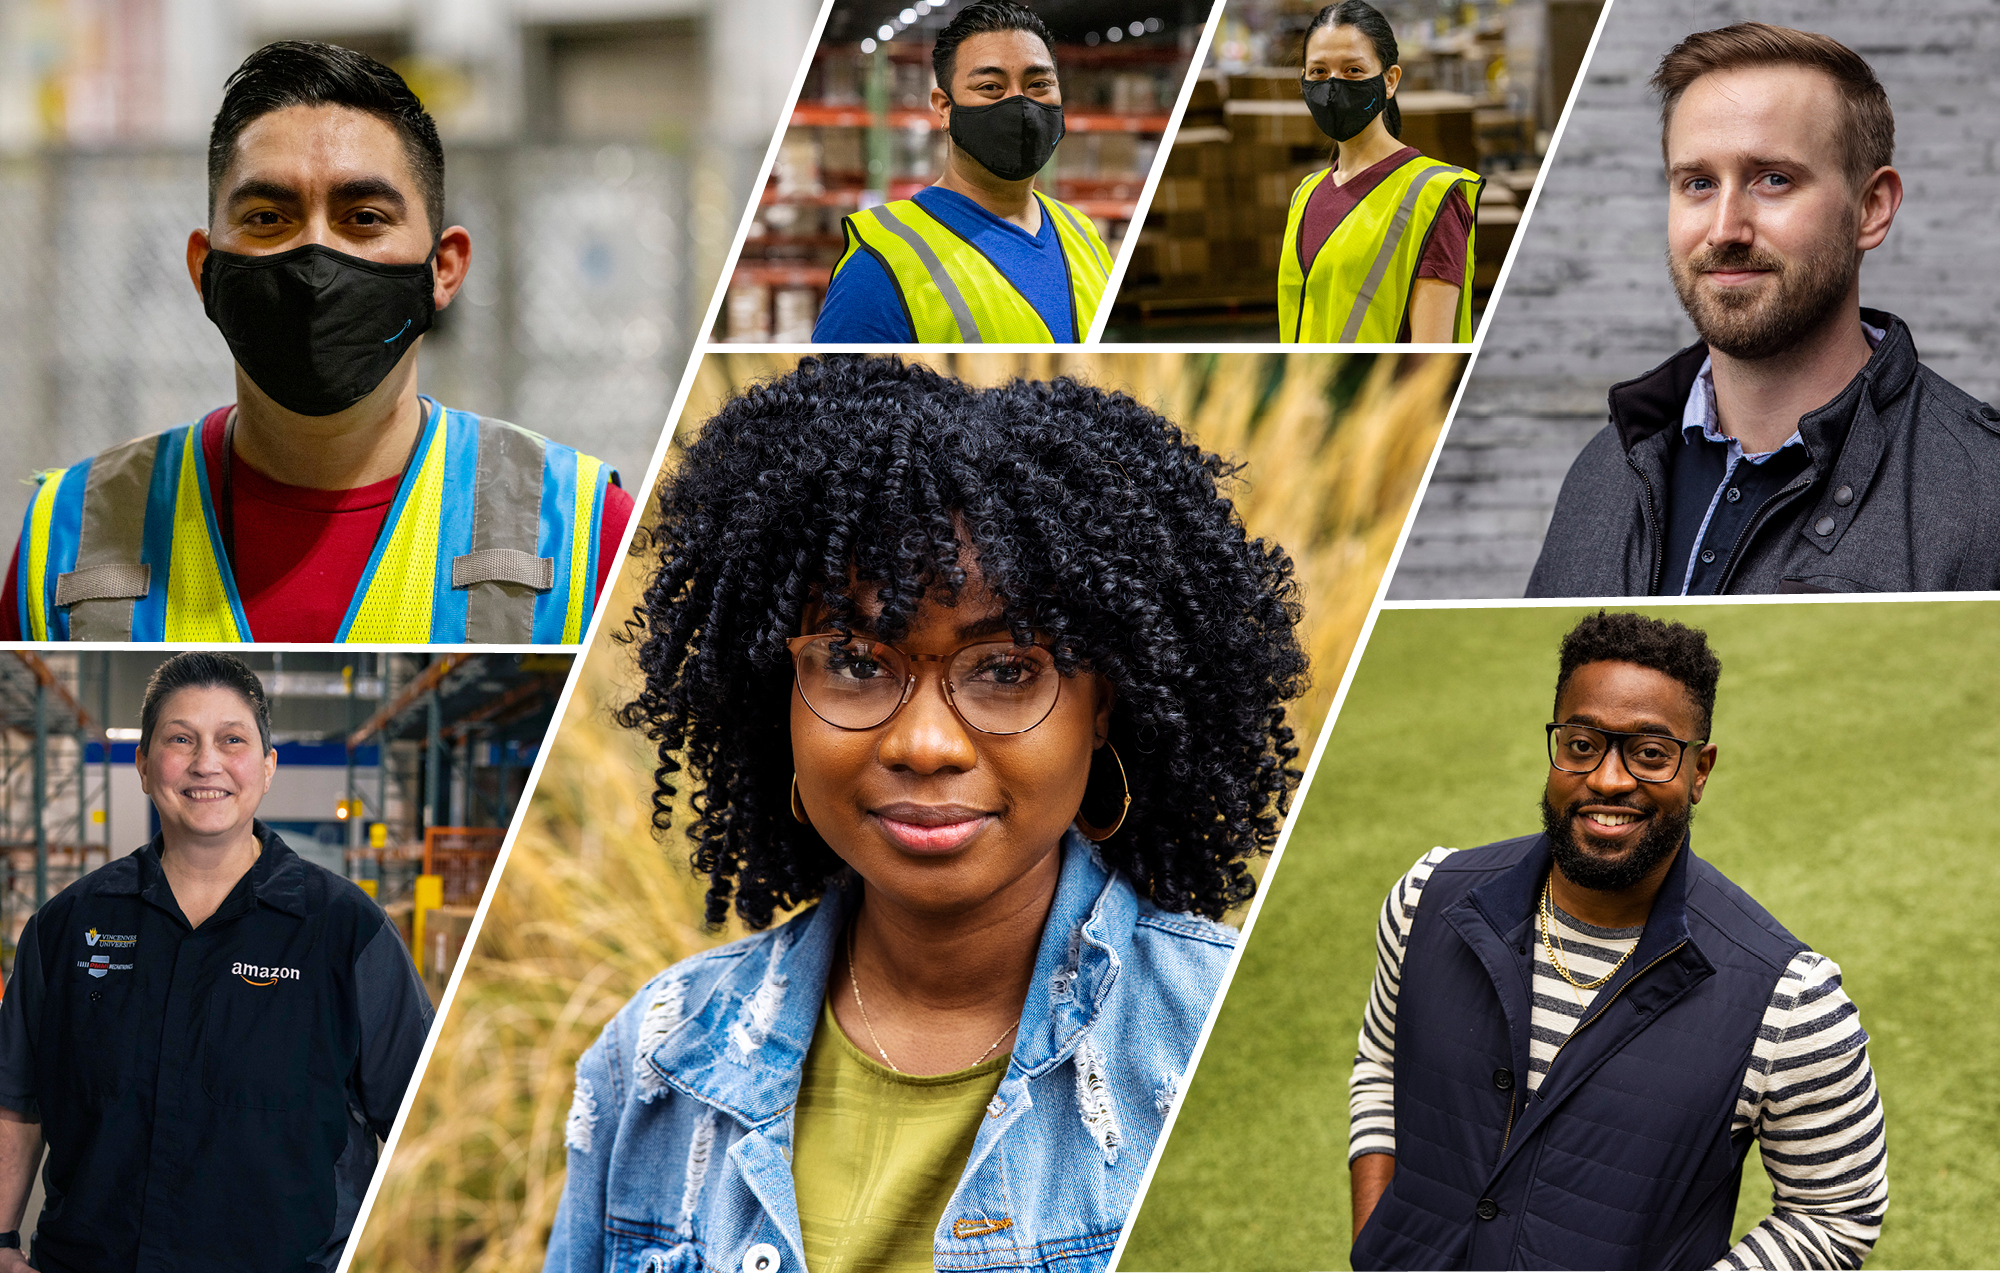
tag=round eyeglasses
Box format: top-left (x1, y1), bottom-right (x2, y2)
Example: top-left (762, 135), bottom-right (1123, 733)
top-left (1545, 723), bottom-right (1705, 784)
top-left (786, 633), bottom-right (1064, 735)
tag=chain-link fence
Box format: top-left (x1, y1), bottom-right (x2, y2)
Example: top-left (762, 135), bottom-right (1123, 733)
top-left (0, 140), bottom-right (699, 536)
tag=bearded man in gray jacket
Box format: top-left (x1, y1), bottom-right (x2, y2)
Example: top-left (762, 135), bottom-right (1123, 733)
top-left (1527, 22), bottom-right (2000, 598)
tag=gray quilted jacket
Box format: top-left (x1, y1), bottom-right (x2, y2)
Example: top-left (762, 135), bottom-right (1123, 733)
top-left (1526, 309), bottom-right (2000, 595)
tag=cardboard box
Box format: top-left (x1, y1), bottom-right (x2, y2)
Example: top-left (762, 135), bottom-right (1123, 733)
top-left (1394, 91), bottom-right (1481, 173)
top-left (1164, 130), bottom-right (1231, 179)
top-left (1157, 237), bottom-right (1210, 277)
top-left (1225, 100), bottom-right (1325, 147)
top-left (1227, 67), bottom-right (1303, 101)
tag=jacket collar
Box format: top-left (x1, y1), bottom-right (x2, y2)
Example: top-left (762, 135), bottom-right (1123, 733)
top-left (1609, 307), bottom-right (1919, 464)
top-left (87, 821), bottom-right (311, 921)
top-left (1461, 831), bottom-right (1695, 973)
top-left (646, 830), bottom-right (1124, 1128)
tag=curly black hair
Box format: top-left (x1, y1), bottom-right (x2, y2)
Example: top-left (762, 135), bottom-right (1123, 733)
top-left (617, 355), bottom-right (1309, 928)
top-left (1554, 611), bottom-right (1722, 737)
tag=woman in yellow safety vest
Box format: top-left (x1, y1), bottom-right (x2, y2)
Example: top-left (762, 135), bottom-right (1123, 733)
top-left (1278, 0), bottom-right (1483, 344)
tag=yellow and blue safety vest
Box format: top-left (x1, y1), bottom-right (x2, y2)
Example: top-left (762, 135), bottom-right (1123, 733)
top-left (18, 397), bottom-right (613, 644)
top-left (833, 191), bottom-right (1113, 343)
top-left (1278, 154), bottom-right (1483, 343)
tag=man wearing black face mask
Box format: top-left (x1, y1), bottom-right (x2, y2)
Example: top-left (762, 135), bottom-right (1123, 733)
top-left (811, 1), bottom-right (1115, 343)
top-left (1345, 612), bottom-right (1885, 1270)
top-left (6, 41), bottom-right (634, 643)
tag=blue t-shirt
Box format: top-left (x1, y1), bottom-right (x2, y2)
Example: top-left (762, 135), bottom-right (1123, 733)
top-left (812, 186), bottom-right (1077, 343)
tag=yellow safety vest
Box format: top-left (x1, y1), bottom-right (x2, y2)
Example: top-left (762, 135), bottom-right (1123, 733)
top-left (1278, 155), bottom-right (1482, 343)
top-left (833, 191), bottom-right (1113, 343)
top-left (18, 398), bottom-right (614, 644)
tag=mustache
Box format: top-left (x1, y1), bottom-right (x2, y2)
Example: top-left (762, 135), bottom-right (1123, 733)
top-left (1688, 242), bottom-right (1785, 275)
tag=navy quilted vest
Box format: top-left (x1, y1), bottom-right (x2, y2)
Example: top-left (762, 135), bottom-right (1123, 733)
top-left (1350, 834), bottom-right (1806, 1271)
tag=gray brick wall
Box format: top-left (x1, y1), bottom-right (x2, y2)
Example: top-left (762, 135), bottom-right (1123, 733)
top-left (1392, 0), bottom-right (2000, 600)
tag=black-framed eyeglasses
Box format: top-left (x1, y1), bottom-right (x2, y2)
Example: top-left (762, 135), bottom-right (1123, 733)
top-left (786, 633), bottom-right (1064, 735)
top-left (1545, 723), bottom-right (1705, 784)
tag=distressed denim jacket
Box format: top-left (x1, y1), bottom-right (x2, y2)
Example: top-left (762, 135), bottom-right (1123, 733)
top-left (547, 833), bottom-right (1235, 1273)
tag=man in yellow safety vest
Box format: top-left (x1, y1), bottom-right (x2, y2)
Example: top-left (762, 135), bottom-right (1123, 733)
top-left (8, 40), bottom-right (632, 644)
top-left (811, 1), bottom-right (1115, 344)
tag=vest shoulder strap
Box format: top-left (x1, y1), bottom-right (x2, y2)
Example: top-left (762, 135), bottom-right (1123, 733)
top-left (461, 415), bottom-right (556, 643)
top-left (60, 433), bottom-right (161, 640)
top-left (1038, 193), bottom-right (1112, 340)
top-left (847, 201), bottom-right (992, 342)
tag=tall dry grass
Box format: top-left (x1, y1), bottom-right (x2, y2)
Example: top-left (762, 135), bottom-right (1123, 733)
top-left (349, 350), bottom-right (1462, 1272)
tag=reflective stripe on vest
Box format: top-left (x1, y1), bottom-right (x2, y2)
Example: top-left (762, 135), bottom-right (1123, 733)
top-left (833, 192), bottom-right (1113, 343)
top-left (19, 398), bottom-right (612, 643)
top-left (1277, 156), bottom-right (1482, 344)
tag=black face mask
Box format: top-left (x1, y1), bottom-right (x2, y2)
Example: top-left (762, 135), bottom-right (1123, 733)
top-left (1301, 73), bottom-right (1388, 143)
top-left (200, 243), bottom-right (435, 418)
top-left (947, 94), bottom-right (1065, 182)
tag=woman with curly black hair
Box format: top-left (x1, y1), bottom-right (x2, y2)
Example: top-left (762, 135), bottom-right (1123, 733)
top-left (546, 355), bottom-right (1308, 1273)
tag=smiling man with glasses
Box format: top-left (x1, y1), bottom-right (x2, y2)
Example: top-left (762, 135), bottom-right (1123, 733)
top-left (1346, 611), bottom-right (1885, 1271)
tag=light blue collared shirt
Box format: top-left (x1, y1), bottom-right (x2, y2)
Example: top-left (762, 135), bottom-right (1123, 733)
top-left (1672, 320), bottom-right (1884, 594)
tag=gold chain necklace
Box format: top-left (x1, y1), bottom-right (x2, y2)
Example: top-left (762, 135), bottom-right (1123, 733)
top-left (846, 925), bottom-right (1017, 1074)
top-left (1540, 876), bottom-right (1635, 991)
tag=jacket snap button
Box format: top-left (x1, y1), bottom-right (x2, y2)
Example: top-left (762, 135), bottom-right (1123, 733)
top-left (1725, 487), bottom-right (1741, 503)
top-left (1982, 404), bottom-right (2000, 421)
top-left (1833, 485), bottom-right (1854, 506)
top-left (1476, 1198), bottom-right (1500, 1221)
top-left (1492, 1068), bottom-right (1513, 1091)
top-left (1814, 516), bottom-right (1836, 536)
top-left (1699, 549), bottom-right (1715, 564)
top-left (742, 1243), bottom-right (781, 1273)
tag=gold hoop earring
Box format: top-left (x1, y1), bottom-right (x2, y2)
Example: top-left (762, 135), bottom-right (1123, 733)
top-left (1075, 743), bottom-right (1131, 843)
top-left (791, 775), bottom-right (810, 825)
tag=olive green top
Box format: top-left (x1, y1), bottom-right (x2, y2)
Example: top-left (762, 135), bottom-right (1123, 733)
top-left (792, 998), bottom-right (1010, 1273)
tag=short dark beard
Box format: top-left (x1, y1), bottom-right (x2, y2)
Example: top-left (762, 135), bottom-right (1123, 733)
top-left (1539, 793), bottom-right (1692, 893)
top-left (1667, 212), bottom-right (1859, 362)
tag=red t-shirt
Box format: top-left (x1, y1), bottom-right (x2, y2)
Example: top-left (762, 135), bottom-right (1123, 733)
top-left (3, 407), bottom-right (637, 642)
top-left (1296, 145), bottom-right (1474, 336)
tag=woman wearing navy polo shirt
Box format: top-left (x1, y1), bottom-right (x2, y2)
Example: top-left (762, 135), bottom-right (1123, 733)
top-left (0, 653), bottom-right (432, 1273)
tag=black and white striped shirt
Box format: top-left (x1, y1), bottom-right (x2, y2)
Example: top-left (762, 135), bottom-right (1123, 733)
top-left (1350, 848), bottom-right (1886, 1270)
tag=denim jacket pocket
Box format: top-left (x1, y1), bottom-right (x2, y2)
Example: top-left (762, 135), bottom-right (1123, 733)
top-left (606, 1224), bottom-right (705, 1273)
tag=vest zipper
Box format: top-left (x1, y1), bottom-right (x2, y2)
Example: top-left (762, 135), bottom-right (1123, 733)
top-left (1624, 450), bottom-right (1666, 594)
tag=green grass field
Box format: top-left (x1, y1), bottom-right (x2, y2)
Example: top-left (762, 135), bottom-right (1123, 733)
top-left (1119, 601), bottom-right (2000, 1271)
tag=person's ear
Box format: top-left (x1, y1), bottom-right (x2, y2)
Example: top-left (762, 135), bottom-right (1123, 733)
top-left (431, 225), bottom-right (473, 310)
top-left (1688, 743), bottom-right (1717, 804)
top-left (1384, 63), bottom-right (1401, 97)
top-left (187, 229), bottom-right (211, 301)
top-left (931, 84), bottom-right (952, 130)
top-left (134, 747), bottom-right (150, 795)
top-left (1092, 675), bottom-right (1115, 745)
top-left (262, 745), bottom-right (277, 792)
top-left (1855, 165), bottom-right (1902, 251)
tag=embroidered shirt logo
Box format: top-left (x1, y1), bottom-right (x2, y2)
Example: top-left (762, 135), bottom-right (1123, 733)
top-left (78, 930), bottom-right (136, 976)
top-left (234, 961), bottom-right (303, 986)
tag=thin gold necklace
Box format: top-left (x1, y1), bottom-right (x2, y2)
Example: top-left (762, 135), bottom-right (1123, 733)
top-left (1540, 876), bottom-right (1634, 991)
top-left (845, 925), bottom-right (1016, 1074)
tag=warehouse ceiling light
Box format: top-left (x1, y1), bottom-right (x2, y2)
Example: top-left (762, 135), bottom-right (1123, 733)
top-left (862, 37), bottom-right (877, 52)
top-left (901, 8), bottom-right (917, 23)
top-left (1106, 26), bottom-right (1123, 41)
top-left (878, 23), bottom-right (894, 40)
